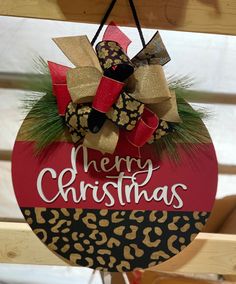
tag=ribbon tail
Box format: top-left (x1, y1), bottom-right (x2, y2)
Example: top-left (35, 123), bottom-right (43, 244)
top-left (116, 131), bottom-right (141, 158)
top-left (53, 36), bottom-right (102, 72)
top-left (131, 31), bottom-right (171, 67)
top-left (103, 21), bottom-right (132, 53)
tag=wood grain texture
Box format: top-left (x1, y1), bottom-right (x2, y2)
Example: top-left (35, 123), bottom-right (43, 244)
top-left (141, 271), bottom-right (235, 284)
top-left (0, 222), bottom-right (235, 275)
top-left (0, 222), bottom-right (65, 266)
top-left (0, 0), bottom-right (236, 35)
top-left (152, 233), bottom-right (236, 275)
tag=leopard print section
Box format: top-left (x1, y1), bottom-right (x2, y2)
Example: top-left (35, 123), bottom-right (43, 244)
top-left (22, 208), bottom-right (209, 272)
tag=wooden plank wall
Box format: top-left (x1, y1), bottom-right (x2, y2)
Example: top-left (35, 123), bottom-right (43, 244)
top-left (0, 222), bottom-right (235, 275)
top-left (0, 1), bottom-right (236, 279)
top-left (0, 0), bottom-right (236, 35)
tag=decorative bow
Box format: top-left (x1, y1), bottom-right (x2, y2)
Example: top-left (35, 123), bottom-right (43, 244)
top-left (48, 22), bottom-right (181, 155)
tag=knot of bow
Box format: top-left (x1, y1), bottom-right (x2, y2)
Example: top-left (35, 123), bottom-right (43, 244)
top-left (48, 22), bottom-right (181, 156)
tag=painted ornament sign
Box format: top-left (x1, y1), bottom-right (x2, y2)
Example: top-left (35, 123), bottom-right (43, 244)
top-left (12, 132), bottom-right (217, 271)
top-left (12, 23), bottom-right (217, 272)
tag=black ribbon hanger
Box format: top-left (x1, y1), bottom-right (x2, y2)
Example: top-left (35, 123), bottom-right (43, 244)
top-left (89, 0), bottom-right (146, 133)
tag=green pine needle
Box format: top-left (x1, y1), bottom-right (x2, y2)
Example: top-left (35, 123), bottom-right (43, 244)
top-left (153, 88), bottom-right (210, 162)
top-left (21, 58), bottom-right (66, 153)
top-left (167, 74), bottom-right (195, 90)
top-left (22, 91), bottom-right (66, 153)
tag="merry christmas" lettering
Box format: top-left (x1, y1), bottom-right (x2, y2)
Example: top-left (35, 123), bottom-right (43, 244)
top-left (37, 145), bottom-right (188, 209)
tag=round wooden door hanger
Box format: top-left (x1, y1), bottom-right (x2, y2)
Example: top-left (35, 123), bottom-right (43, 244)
top-left (12, 118), bottom-right (217, 272)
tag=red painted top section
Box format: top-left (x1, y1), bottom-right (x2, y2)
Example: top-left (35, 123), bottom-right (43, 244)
top-left (12, 139), bottom-right (218, 212)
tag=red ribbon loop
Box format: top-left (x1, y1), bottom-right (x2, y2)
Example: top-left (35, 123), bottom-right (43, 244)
top-left (92, 76), bottom-right (124, 113)
top-left (48, 61), bottom-right (71, 116)
top-left (126, 107), bottom-right (159, 147)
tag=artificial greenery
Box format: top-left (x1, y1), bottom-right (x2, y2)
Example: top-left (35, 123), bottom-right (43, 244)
top-left (21, 59), bottom-right (66, 153)
top-left (153, 89), bottom-right (209, 161)
top-left (22, 92), bottom-right (66, 153)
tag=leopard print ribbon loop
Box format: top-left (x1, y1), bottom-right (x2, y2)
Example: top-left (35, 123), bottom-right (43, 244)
top-left (148, 120), bottom-right (174, 143)
top-left (96, 40), bottom-right (134, 81)
top-left (64, 92), bottom-right (145, 145)
top-left (107, 92), bottom-right (144, 131)
top-left (65, 102), bottom-right (91, 143)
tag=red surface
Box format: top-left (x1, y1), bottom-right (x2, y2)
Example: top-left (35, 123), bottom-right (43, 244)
top-left (48, 61), bottom-right (71, 115)
top-left (12, 138), bottom-right (218, 212)
top-left (126, 107), bottom-right (159, 147)
top-left (103, 21), bottom-right (132, 53)
top-left (92, 76), bottom-right (124, 113)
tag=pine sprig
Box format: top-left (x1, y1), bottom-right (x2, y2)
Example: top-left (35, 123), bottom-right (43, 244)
top-left (21, 58), bottom-right (66, 153)
top-left (22, 92), bottom-right (66, 153)
top-left (167, 74), bottom-right (195, 90)
top-left (153, 89), bottom-right (210, 162)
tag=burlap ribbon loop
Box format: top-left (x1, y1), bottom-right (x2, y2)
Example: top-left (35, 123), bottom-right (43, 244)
top-left (65, 102), bottom-right (90, 143)
top-left (67, 66), bottom-right (102, 104)
top-left (65, 42), bottom-right (180, 122)
top-left (127, 65), bottom-right (171, 104)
